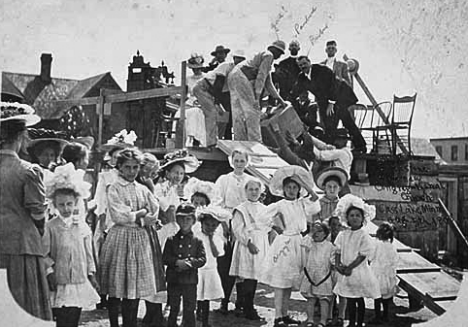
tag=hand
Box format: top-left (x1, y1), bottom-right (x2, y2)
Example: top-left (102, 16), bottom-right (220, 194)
top-left (175, 259), bottom-right (190, 271)
top-left (271, 122), bottom-right (281, 133)
top-left (47, 272), bottom-right (57, 292)
top-left (278, 99), bottom-right (288, 108)
top-left (143, 212), bottom-right (158, 226)
top-left (325, 144), bottom-right (336, 150)
top-left (88, 274), bottom-right (100, 292)
top-left (140, 176), bottom-right (155, 191)
top-left (285, 131), bottom-right (300, 146)
top-left (326, 103), bottom-right (335, 116)
top-left (135, 208), bottom-right (148, 219)
top-left (247, 240), bottom-right (259, 255)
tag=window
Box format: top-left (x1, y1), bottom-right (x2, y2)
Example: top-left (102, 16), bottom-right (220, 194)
top-left (451, 145), bottom-right (458, 161)
top-left (435, 146), bottom-right (443, 157)
top-left (465, 144), bottom-right (468, 161)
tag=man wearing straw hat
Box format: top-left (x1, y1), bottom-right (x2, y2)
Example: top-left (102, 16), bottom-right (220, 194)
top-left (193, 50), bottom-right (246, 147)
top-left (227, 41), bottom-right (288, 142)
top-left (203, 45), bottom-right (231, 73)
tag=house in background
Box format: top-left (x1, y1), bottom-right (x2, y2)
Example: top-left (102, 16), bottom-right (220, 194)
top-left (430, 137), bottom-right (468, 165)
top-left (1, 53), bottom-right (122, 134)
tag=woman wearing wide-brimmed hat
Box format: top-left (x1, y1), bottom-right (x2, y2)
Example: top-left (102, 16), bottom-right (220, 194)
top-left (227, 40), bottom-right (289, 142)
top-left (27, 128), bottom-right (70, 171)
top-left (0, 102), bottom-right (53, 320)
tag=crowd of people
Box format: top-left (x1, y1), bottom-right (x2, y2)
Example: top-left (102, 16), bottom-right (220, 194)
top-left (185, 39), bottom-right (367, 154)
top-left (1, 99), bottom-right (399, 327)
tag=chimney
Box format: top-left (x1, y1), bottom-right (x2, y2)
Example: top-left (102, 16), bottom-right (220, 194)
top-left (40, 53), bottom-right (52, 83)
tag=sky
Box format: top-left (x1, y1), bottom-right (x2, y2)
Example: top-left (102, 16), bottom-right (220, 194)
top-left (1, 0), bottom-right (467, 139)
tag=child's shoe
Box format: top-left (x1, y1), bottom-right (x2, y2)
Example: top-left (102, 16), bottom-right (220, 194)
top-left (283, 315), bottom-right (301, 326)
top-left (244, 308), bottom-right (263, 321)
top-left (274, 317), bottom-right (288, 327)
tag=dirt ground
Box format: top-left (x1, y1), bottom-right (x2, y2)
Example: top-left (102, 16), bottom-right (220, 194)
top-left (80, 284), bottom-right (438, 327)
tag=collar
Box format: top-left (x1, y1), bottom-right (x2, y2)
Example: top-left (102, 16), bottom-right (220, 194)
top-left (326, 56), bottom-right (336, 62)
top-left (116, 175), bottom-right (137, 186)
top-left (176, 230), bottom-right (194, 238)
top-left (0, 149), bottom-right (19, 158)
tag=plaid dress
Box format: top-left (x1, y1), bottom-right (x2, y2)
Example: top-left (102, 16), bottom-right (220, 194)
top-left (98, 176), bottom-right (165, 299)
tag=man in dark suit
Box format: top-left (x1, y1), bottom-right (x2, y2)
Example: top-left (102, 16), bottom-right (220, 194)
top-left (321, 40), bottom-right (352, 87)
top-left (292, 55), bottom-right (366, 153)
top-left (273, 40), bottom-right (301, 101)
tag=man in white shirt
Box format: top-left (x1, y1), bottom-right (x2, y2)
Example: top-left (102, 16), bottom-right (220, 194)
top-left (193, 50), bottom-right (246, 147)
top-left (320, 40), bottom-right (352, 87)
top-left (313, 128), bottom-right (353, 178)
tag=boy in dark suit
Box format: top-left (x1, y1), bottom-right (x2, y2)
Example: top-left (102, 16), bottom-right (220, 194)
top-left (163, 204), bottom-right (206, 327)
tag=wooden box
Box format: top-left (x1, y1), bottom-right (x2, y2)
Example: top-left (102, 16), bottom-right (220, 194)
top-left (261, 105), bottom-right (305, 147)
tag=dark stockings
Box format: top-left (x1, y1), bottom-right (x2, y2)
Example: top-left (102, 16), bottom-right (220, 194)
top-left (143, 301), bottom-right (164, 326)
top-left (107, 297), bottom-right (121, 327)
top-left (242, 279), bottom-right (258, 313)
top-left (347, 297), bottom-right (365, 326)
top-left (121, 298), bottom-right (140, 327)
top-left (197, 300), bottom-right (211, 327)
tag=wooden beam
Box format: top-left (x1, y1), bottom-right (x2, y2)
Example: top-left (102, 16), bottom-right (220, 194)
top-left (52, 97), bottom-right (100, 106)
top-left (97, 89), bottom-right (105, 149)
top-left (438, 197), bottom-right (468, 251)
top-left (105, 86), bottom-right (183, 104)
top-left (343, 54), bottom-right (409, 155)
top-left (175, 61), bottom-right (187, 148)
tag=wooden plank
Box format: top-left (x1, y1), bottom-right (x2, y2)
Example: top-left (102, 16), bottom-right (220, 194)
top-left (398, 272), bottom-right (460, 301)
top-left (51, 96), bottom-right (100, 107)
top-left (175, 61), bottom-right (187, 148)
top-left (217, 140), bottom-right (277, 156)
top-left (397, 252), bottom-right (440, 273)
top-left (105, 86), bottom-right (183, 104)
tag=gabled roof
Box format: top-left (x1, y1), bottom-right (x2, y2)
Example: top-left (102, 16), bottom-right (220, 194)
top-left (66, 72), bottom-right (109, 99)
top-left (1, 73), bottom-right (25, 100)
top-left (2, 71), bottom-right (79, 118)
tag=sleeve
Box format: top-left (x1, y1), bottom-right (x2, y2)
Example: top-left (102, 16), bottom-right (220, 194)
top-left (107, 184), bottom-right (136, 225)
top-left (254, 53), bottom-right (274, 99)
top-left (93, 172), bottom-right (109, 216)
top-left (23, 165), bottom-right (47, 220)
top-left (261, 202), bottom-right (281, 228)
top-left (342, 64), bottom-right (352, 86)
top-left (42, 223), bottom-right (55, 274)
top-left (83, 230), bottom-right (96, 274)
top-left (310, 135), bottom-right (329, 150)
top-left (162, 238), bottom-right (177, 267)
top-left (313, 148), bottom-right (344, 162)
top-left (145, 188), bottom-right (160, 216)
top-left (214, 175), bottom-right (227, 208)
top-left (334, 231), bottom-right (343, 251)
top-left (358, 232), bottom-right (375, 258)
top-left (213, 233), bottom-right (225, 257)
top-left (302, 197), bottom-right (322, 217)
top-left (188, 238), bottom-right (206, 269)
top-left (264, 74), bottom-right (281, 99)
top-left (329, 243), bottom-right (337, 266)
top-left (231, 209), bottom-right (250, 246)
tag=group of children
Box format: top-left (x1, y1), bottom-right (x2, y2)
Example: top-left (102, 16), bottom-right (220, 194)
top-left (38, 129), bottom-right (399, 327)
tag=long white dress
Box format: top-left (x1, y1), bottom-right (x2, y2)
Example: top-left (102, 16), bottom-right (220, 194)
top-left (333, 228), bottom-right (380, 299)
top-left (299, 236), bottom-right (336, 299)
top-left (260, 198), bottom-right (321, 289)
top-left (229, 201), bottom-right (270, 280)
top-left (153, 180), bottom-right (182, 249)
top-left (193, 222), bottom-right (225, 301)
top-left (370, 240), bottom-right (399, 299)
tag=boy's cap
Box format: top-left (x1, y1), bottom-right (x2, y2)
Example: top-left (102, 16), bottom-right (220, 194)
top-left (176, 203), bottom-right (196, 216)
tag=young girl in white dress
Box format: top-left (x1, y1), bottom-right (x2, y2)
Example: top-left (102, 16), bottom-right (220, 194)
top-left (230, 178), bottom-right (271, 320)
top-left (193, 206), bottom-right (229, 327)
top-left (43, 163), bottom-right (100, 327)
top-left (369, 222), bottom-right (399, 324)
top-left (260, 166), bottom-right (321, 327)
top-left (215, 149), bottom-right (254, 314)
top-left (300, 221), bottom-right (336, 327)
top-left (333, 194), bottom-right (380, 327)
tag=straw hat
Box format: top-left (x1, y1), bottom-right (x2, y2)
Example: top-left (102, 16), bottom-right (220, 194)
top-left (231, 49), bottom-right (246, 59)
top-left (0, 102), bottom-right (40, 126)
top-left (316, 167), bottom-right (348, 190)
top-left (268, 40), bottom-right (286, 54)
top-left (160, 149), bottom-right (200, 174)
top-left (101, 129), bottom-right (137, 151)
top-left (27, 128), bottom-right (70, 153)
top-left (187, 53), bottom-right (205, 69)
top-left (269, 165), bottom-right (315, 197)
